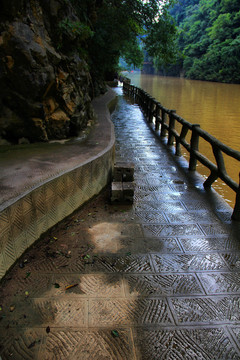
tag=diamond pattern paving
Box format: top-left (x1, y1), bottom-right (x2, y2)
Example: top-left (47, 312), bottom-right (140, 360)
top-left (198, 272), bottom-right (240, 294)
top-left (171, 296), bottom-right (240, 324)
top-left (124, 274), bottom-right (204, 296)
top-left (89, 298), bottom-right (173, 326)
top-left (134, 328), bottom-right (240, 360)
top-left (0, 87), bottom-right (240, 359)
top-left (151, 253), bottom-right (228, 272)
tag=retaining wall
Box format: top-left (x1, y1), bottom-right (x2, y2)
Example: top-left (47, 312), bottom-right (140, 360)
top-left (0, 89), bottom-right (116, 279)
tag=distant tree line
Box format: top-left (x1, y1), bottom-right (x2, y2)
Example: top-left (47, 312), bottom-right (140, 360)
top-left (160, 0), bottom-right (240, 83)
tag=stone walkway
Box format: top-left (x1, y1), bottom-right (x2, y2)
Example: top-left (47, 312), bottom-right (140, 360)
top-left (0, 86), bottom-right (240, 359)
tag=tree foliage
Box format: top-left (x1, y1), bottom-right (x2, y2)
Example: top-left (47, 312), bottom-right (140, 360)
top-left (58, 0), bottom-right (177, 83)
top-left (168, 0), bottom-right (240, 83)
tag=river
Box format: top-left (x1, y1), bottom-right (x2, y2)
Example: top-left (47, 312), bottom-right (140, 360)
top-left (127, 72), bottom-right (240, 208)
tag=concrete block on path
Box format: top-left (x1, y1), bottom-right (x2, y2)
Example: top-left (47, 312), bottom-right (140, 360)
top-left (111, 182), bottom-right (123, 202)
top-left (113, 162), bottom-right (134, 182)
top-left (123, 182), bottom-right (134, 204)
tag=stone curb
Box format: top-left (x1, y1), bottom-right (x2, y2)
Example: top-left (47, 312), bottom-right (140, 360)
top-left (0, 88), bottom-right (117, 279)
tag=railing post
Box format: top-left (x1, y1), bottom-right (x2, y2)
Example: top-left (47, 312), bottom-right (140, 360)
top-left (140, 89), bottom-right (144, 109)
top-left (155, 104), bottom-right (161, 131)
top-left (189, 124), bottom-right (200, 171)
top-left (160, 110), bottom-right (167, 137)
top-left (148, 98), bottom-right (154, 123)
top-left (232, 172), bottom-right (240, 221)
top-left (167, 110), bottom-right (176, 146)
top-left (204, 171), bottom-right (218, 188)
top-left (144, 93), bottom-right (148, 116)
top-left (176, 125), bottom-right (188, 156)
top-left (146, 96), bottom-right (151, 120)
top-left (135, 87), bottom-right (139, 103)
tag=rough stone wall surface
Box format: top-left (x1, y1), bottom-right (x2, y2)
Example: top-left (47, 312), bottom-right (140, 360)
top-left (0, 0), bottom-right (93, 143)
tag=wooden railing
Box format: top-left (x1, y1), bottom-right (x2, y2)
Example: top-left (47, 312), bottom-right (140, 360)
top-left (123, 81), bottom-right (240, 221)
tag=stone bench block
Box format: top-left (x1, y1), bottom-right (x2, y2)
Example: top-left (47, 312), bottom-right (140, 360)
top-left (123, 182), bottom-right (134, 197)
top-left (111, 182), bottom-right (123, 202)
top-left (123, 182), bottom-right (134, 204)
top-left (111, 181), bottom-right (135, 204)
top-left (113, 162), bottom-right (134, 182)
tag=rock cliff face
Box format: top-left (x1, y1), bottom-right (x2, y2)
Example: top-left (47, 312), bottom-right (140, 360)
top-left (0, 0), bottom-right (94, 143)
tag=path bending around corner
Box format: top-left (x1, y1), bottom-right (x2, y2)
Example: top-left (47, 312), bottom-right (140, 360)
top-left (0, 88), bottom-right (116, 211)
top-left (0, 86), bottom-right (240, 359)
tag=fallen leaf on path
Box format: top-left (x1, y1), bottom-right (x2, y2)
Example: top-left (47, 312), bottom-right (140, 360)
top-left (65, 284), bottom-right (78, 291)
top-left (28, 341), bottom-right (36, 349)
top-left (25, 271), bottom-right (31, 278)
top-left (111, 330), bottom-right (119, 338)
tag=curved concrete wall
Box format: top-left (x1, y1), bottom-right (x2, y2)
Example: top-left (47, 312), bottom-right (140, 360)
top-left (0, 89), bottom-right (116, 279)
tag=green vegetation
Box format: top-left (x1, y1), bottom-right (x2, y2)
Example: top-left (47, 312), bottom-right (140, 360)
top-left (165, 0), bottom-right (240, 83)
top-left (57, 0), bottom-right (177, 84)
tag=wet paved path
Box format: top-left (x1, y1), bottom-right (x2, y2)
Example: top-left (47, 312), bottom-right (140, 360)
top-left (0, 87), bottom-right (240, 359)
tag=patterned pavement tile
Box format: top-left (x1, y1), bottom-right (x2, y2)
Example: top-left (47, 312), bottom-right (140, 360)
top-left (166, 210), bottom-right (221, 224)
top-left (199, 224), bottom-right (231, 236)
top-left (50, 274), bottom-right (124, 298)
top-left (117, 237), bottom-right (182, 254)
top-left (83, 254), bottom-right (154, 273)
top-left (40, 328), bottom-right (135, 360)
top-left (229, 326), bottom-right (240, 351)
top-left (133, 192), bottom-right (157, 203)
top-left (89, 298), bottom-right (173, 326)
top-left (217, 211), bottom-right (233, 223)
top-left (133, 327), bottom-right (240, 360)
top-left (139, 237), bottom-right (183, 254)
top-left (198, 272), bottom-right (240, 294)
top-left (134, 185), bottom-right (172, 194)
top-left (180, 237), bottom-right (240, 252)
top-left (124, 274), bottom-right (204, 296)
top-left (36, 298), bottom-right (86, 327)
top-left (142, 224), bottom-right (203, 237)
top-left (3, 298), bottom-right (88, 327)
top-left (154, 192), bottom-right (189, 202)
top-left (134, 211), bottom-right (168, 224)
top-left (24, 251), bottom-right (85, 274)
top-left (182, 201), bottom-right (215, 211)
top-left (0, 272), bottom-right (53, 304)
top-left (170, 296), bottom-right (240, 324)
top-left (134, 201), bottom-right (186, 213)
top-left (115, 236), bottom-right (141, 253)
top-left (0, 328), bottom-right (44, 360)
top-left (151, 253), bottom-right (227, 272)
top-left (221, 253), bottom-right (240, 270)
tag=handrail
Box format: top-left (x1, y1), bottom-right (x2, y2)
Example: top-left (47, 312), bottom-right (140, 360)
top-left (123, 80), bottom-right (240, 221)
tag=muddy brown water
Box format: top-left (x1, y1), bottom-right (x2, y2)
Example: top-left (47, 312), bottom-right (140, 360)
top-left (128, 73), bottom-right (240, 208)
